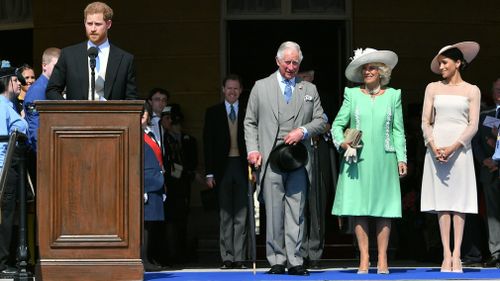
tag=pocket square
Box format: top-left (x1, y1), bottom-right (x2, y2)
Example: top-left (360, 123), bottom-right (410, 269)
top-left (304, 95), bottom-right (313, 102)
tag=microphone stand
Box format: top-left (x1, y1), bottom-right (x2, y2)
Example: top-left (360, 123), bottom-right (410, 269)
top-left (15, 134), bottom-right (30, 281)
top-left (90, 62), bottom-right (96, 101)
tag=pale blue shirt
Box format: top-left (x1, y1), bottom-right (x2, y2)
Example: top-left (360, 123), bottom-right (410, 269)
top-left (0, 95), bottom-right (28, 169)
top-left (87, 39), bottom-right (110, 100)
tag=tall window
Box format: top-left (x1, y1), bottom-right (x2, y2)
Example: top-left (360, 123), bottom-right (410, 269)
top-left (225, 0), bottom-right (348, 18)
top-left (291, 0), bottom-right (345, 14)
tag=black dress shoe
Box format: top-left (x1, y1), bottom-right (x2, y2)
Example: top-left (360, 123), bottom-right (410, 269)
top-left (144, 262), bottom-right (164, 272)
top-left (462, 259), bottom-right (482, 267)
top-left (232, 261), bottom-right (248, 269)
top-left (0, 266), bottom-right (18, 277)
top-left (288, 265), bottom-right (310, 276)
top-left (220, 260), bottom-right (233, 269)
top-left (308, 260), bottom-right (321, 269)
top-left (267, 264), bottom-right (286, 274)
top-left (484, 256), bottom-right (500, 268)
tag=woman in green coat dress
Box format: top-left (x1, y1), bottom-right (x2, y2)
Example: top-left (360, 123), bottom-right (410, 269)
top-left (331, 48), bottom-right (407, 274)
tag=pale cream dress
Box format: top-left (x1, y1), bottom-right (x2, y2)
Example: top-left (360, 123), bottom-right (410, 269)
top-left (420, 81), bottom-right (480, 214)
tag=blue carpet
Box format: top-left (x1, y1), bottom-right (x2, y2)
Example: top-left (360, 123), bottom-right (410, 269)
top-left (145, 268), bottom-right (500, 280)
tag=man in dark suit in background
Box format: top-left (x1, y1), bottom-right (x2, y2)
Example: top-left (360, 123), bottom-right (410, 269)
top-left (46, 1), bottom-right (137, 100)
top-left (203, 74), bottom-right (248, 269)
top-left (472, 78), bottom-right (500, 268)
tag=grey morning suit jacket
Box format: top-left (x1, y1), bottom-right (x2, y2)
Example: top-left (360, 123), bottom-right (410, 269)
top-left (244, 71), bottom-right (325, 195)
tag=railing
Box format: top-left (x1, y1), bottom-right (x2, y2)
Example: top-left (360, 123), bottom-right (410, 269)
top-left (0, 131), bottom-right (31, 280)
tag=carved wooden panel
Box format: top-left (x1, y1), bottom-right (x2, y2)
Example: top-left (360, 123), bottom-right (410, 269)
top-left (51, 128), bottom-right (127, 247)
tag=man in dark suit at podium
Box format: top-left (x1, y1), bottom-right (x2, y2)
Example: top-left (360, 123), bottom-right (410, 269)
top-left (46, 2), bottom-right (137, 100)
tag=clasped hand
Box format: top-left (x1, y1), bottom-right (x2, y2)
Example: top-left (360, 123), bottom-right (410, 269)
top-left (342, 142), bottom-right (362, 164)
top-left (434, 146), bottom-right (455, 163)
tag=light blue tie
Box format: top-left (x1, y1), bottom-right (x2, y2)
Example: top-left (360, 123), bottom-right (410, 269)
top-left (95, 47), bottom-right (100, 73)
top-left (229, 104), bottom-right (236, 122)
top-left (284, 79), bottom-right (293, 103)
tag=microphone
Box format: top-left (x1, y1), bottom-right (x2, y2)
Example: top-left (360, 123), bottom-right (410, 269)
top-left (87, 47), bottom-right (98, 70)
top-left (87, 47), bottom-right (98, 100)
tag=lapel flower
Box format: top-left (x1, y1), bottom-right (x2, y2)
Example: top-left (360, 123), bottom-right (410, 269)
top-left (304, 95), bottom-right (313, 102)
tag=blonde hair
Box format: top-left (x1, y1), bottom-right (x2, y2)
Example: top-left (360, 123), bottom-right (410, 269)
top-left (363, 62), bottom-right (392, 86)
top-left (42, 48), bottom-right (61, 64)
top-left (84, 2), bottom-right (113, 21)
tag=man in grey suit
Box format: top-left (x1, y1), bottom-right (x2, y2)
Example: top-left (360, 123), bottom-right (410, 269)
top-left (244, 41), bottom-right (325, 276)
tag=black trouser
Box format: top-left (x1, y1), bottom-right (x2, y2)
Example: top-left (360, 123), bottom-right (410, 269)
top-left (143, 221), bottom-right (164, 265)
top-left (0, 149), bottom-right (20, 270)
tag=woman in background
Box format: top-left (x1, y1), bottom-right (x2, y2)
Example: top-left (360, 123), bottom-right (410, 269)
top-left (14, 64), bottom-right (35, 116)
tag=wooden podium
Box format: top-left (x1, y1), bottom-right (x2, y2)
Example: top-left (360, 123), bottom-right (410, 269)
top-left (36, 101), bottom-right (144, 281)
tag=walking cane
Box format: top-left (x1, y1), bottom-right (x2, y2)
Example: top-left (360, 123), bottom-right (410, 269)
top-left (247, 166), bottom-right (257, 274)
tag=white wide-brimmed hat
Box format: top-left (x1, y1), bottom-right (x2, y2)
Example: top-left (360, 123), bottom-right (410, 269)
top-left (430, 41), bottom-right (480, 74)
top-left (345, 48), bottom-right (398, 83)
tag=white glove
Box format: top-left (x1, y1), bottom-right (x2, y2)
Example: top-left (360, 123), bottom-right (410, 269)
top-left (162, 194), bottom-right (167, 202)
top-left (143, 193), bottom-right (148, 203)
top-left (344, 146), bottom-right (358, 164)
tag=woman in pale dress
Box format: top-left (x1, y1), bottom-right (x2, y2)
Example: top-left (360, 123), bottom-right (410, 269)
top-left (332, 48), bottom-right (407, 274)
top-left (420, 41), bottom-right (480, 273)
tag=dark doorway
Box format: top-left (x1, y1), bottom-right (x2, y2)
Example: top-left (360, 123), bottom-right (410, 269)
top-left (0, 28), bottom-right (33, 67)
top-left (226, 20), bottom-right (347, 119)
top-left (226, 20), bottom-right (355, 260)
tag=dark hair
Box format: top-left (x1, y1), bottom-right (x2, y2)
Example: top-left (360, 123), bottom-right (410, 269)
top-left (0, 76), bottom-right (7, 93)
top-left (142, 100), bottom-right (153, 125)
top-left (0, 67), bottom-right (16, 93)
top-left (222, 74), bottom-right (242, 88)
top-left (18, 64), bottom-right (33, 73)
top-left (147, 87), bottom-right (170, 100)
top-left (440, 47), bottom-right (468, 71)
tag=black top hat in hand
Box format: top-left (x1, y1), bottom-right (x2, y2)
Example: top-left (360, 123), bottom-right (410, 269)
top-left (269, 142), bottom-right (308, 173)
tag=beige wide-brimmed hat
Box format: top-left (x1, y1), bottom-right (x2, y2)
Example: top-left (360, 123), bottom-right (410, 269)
top-left (430, 41), bottom-right (480, 74)
top-left (345, 48), bottom-right (398, 83)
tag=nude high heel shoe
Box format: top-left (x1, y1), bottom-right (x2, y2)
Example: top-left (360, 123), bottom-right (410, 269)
top-left (441, 256), bottom-right (452, 272)
top-left (452, 257), bottom-right (463, 273)
top-left (377, 266), bottom-right (389, 274)
top-left (357, 260), bottom-right (370, 274)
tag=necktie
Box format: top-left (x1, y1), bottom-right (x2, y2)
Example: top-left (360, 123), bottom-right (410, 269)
top-left (284, 79), bottom-right (292, 103)
top-left (229, 104), bottom-right (236, 122)
top-left (95, 47), bottom-right (100, 73)
top-left (496, 107), bottom-right (500, 119)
